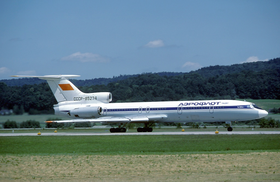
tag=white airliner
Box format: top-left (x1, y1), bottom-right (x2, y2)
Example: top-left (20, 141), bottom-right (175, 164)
top-left (12, 75), bottom-right (268, 132)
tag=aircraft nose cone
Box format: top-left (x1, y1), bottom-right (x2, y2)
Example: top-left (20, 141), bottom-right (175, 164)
top-left (258, 110), bottom-right (268, 118)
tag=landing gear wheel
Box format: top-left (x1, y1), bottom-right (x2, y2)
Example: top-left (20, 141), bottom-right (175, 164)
top-left (110, 127), bottom-right (127, 133)
top-left (227, 127), bottom-right (233, 131)
top-left (137, 127), bottom-right (143, 132)
top-left (137, 127), bottom-right (153, 132)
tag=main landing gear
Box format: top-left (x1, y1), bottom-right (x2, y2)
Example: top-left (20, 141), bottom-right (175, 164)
top-left (110, 127), bottom-right (126, 133)
top-left (137, 122), bottom-right (153, 132)
top-left (137, 127), bottom-right (153, 132)
top-left (109, 127), bottom-right (153, 132)
top-left (109, 122), bottom-right (154, 133)
top-left (110, 123), bottom-right (127, 133)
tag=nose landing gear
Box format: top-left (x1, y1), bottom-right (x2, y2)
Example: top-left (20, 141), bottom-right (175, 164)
top-left (225, 121), bottom-right (233, 131)
top-left (227, 126), bottom-right (233, 131)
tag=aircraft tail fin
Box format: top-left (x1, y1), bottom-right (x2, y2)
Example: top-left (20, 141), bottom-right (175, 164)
top-left (12, 75), bottom-right (82, 102)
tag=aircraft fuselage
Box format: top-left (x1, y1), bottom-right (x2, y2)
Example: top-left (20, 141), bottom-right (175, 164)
top-left (54, 100), bottom-right (266, 123)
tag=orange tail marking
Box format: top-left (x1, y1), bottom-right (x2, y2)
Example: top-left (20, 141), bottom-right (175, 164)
top-left (45, 121), bottom-right (53, 123)
top-left (59, 84), bottom-right (74, 91)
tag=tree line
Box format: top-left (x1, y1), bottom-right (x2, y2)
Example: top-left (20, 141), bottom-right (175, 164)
top-left (3, 120), bottom-right (40, 128)
top-left (0, 58), bottom-right (279, 114)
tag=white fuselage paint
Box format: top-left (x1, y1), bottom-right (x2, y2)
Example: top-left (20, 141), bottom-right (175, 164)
top-left (54, 100), bottom-right (264, 123)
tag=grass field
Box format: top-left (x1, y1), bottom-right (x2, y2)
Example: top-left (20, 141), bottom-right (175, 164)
top-left (0, 135), bottom-right (280, 181)
top-left (1, 135), bottom-right (280, 155)
top-left (1, 152), bottom-right (279, 182)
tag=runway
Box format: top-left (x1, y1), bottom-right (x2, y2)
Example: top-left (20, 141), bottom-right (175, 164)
top-left (1, 131), bottom-right (280, 136)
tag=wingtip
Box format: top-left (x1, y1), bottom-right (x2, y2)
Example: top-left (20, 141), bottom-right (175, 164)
top-left (45, 121), bottom-right (53, 123)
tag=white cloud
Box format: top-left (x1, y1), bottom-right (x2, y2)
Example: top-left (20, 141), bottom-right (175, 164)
top-left (243, 56), bottom-right (269, 63)
top-left (17, 70), bottom-right (36, 75)
top-left (0, 67), bottom-right (10, 74)
top-left (144, 40), bottom-right (165, 48)
top-left (182, 62), bottom-right (202, 71)
top-left (61, 52), bottom-right (109, 62)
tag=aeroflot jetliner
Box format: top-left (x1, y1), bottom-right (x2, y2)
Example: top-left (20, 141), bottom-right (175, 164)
top-left (12, 75), bottom-right (268, 132)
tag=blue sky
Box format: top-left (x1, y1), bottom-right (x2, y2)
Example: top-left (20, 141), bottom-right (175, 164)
top-left (1, 0), bottom-right (280, 80)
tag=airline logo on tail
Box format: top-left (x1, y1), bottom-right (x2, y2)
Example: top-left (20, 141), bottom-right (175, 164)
top-left (59, 84), bottom-right (74, 91)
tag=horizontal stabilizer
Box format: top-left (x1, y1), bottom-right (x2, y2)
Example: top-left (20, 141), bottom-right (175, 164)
top-left (11, 75), bottom-right (80, 80)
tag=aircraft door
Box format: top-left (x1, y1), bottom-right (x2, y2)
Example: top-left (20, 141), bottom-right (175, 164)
top-left (138, 107), bottom-right (142, 114)
top-left (146, 107), bottom-right (150, 113)
top-left (103, 107), bottom-right (107, 115)
top-left (177, 106), bottom-right (182, 115)
top-left (209, 106), bottom-right (214, 114)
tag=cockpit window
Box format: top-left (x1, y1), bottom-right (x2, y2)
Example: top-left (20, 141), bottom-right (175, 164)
top-left (252, 104), bottom-right (263, 110)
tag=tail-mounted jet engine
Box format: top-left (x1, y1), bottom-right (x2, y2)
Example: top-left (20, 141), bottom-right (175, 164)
top-left (70, 106), bottom-right (102, 118)
top-left (74, 92), bottom-right (112, 103)
top-left (93, 92), bottom-right (112, 103)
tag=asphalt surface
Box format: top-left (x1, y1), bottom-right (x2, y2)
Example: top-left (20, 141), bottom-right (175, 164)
top-left (1, 131), bottom-right (280, 136)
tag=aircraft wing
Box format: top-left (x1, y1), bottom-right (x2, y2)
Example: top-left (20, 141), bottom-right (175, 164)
top-left (46, 114), bottom-right (167, 123)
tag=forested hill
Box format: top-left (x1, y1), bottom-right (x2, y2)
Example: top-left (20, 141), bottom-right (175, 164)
top-left (192, 57), bottom-right (280, 78)
top-left (2, 57), bottom-right (279, 87)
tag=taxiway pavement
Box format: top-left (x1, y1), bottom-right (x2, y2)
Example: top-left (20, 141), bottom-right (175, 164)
top-left (1, 131), bottom-right (280, 136)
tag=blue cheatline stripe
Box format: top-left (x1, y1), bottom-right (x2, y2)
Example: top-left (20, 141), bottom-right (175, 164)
top-left (106, 105), bottom-right (251, 112)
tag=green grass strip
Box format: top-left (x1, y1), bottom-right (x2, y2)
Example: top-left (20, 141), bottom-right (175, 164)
top-left (0, 135), bottom-right (280, 155)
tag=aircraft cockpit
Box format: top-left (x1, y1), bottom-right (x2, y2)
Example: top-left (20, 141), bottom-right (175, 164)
top-left (252, 104), bottom-right (263, 110)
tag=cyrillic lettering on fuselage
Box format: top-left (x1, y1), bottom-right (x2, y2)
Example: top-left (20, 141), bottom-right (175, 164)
top-left (178, 102), bottom-right (221, 107)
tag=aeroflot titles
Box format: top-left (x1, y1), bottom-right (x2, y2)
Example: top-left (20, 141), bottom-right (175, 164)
top-left (178, 102), bottom-right (221, 106)
top-left (72, 98), bottom-right (222, 106)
